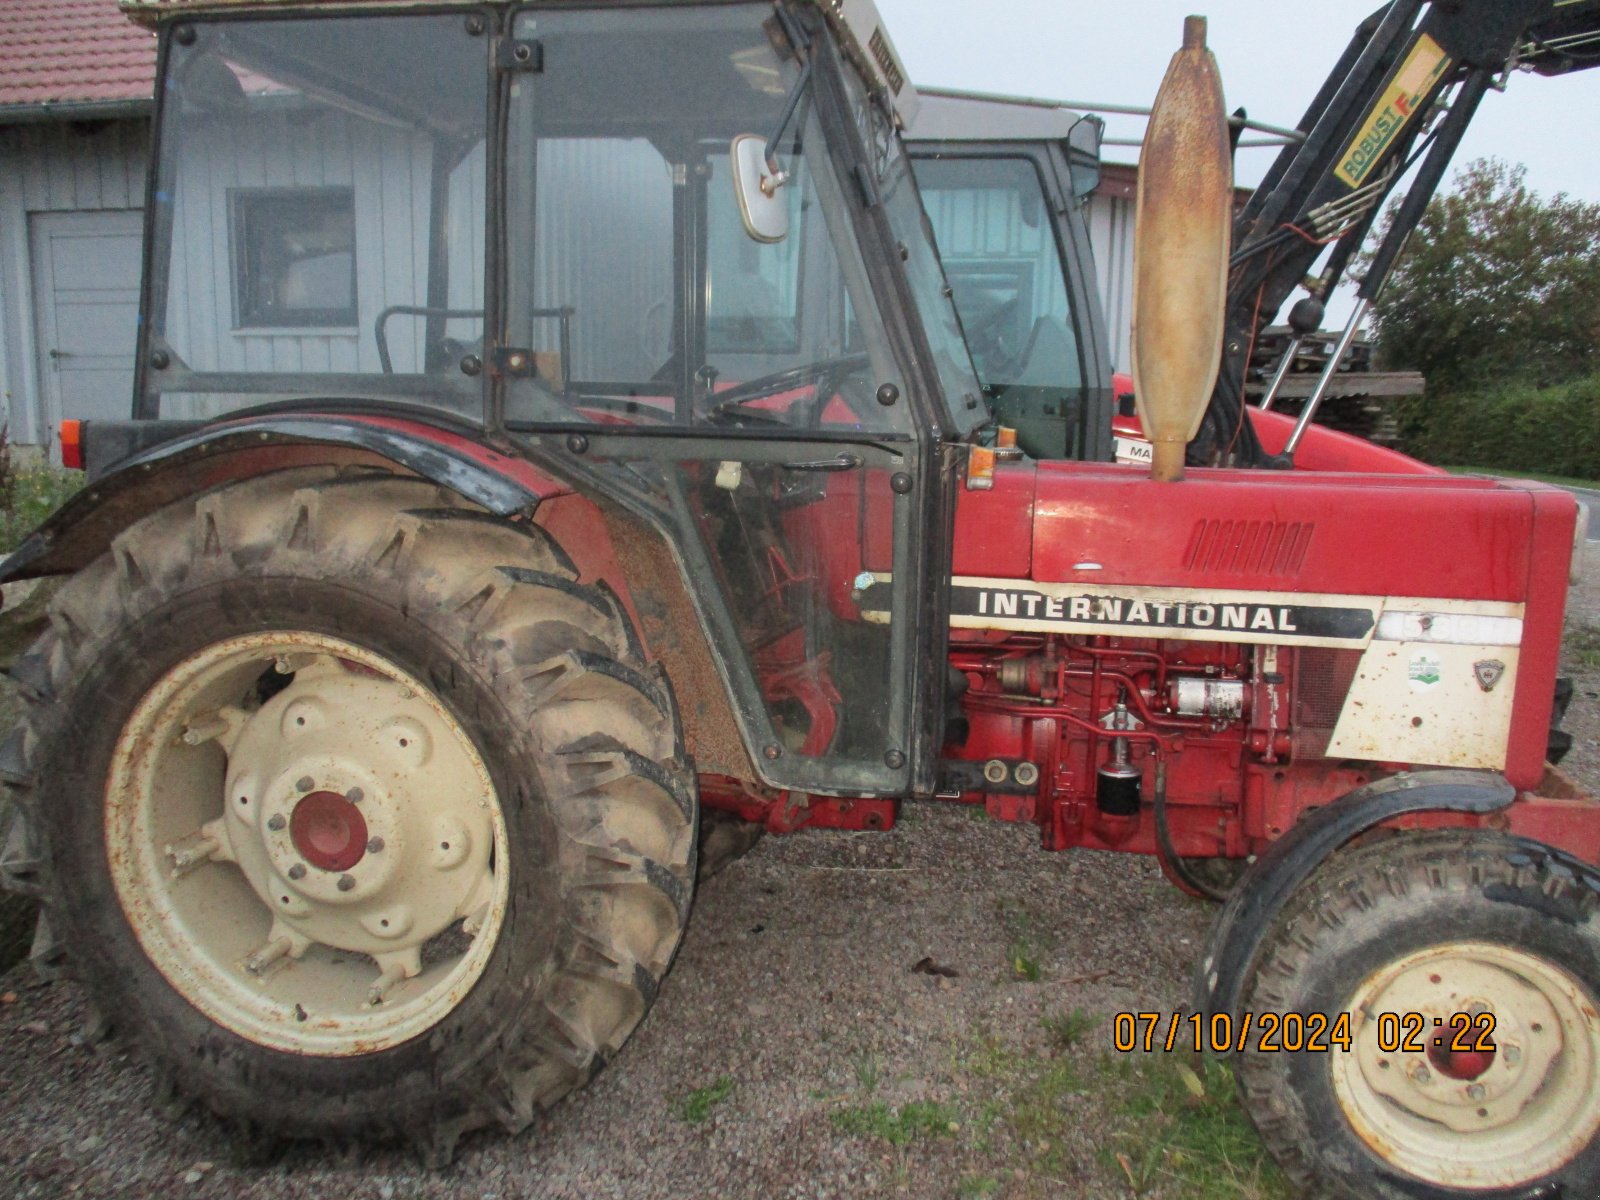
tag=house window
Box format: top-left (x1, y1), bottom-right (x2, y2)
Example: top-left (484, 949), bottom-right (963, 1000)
top-left (231, 189), bottom-right (356, 328)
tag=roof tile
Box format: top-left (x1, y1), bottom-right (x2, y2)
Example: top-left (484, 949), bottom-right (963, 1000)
top-left (0, 0), bottom-right (156, 109)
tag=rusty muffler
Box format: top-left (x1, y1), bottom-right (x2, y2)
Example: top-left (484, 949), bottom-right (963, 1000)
top-left (1132, 16), bottom-right (1233, 482)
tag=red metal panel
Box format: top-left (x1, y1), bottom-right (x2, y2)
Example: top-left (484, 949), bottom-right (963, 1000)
top-left (1112, 410), bottom-right (1444, 475)
top-left (952, 466), bottom-right (1034, 578)
top-left (1249, 408), bottom-right (1444, 475)
top-left (1028, 462), bottom-right (1538, 601)
top-left (1505, 484), bottom-right (1581, 789)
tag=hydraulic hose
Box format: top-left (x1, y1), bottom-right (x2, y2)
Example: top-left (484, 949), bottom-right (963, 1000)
top-left (1153, 758), bottom-right (1231, 902)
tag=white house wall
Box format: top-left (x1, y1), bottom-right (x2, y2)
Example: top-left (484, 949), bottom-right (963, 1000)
top-left (526, 138), bottom-right (675, 383)
top-left (163, 108), bottom-right (486, 382)
top-left (0, 113), bottom-right (1144, 441)
top-left (1085, 188), bottom-right (1134, 374)
top-left (165, 122), bottom-right (672, 394)
top-left (0, 119), bottom-right (149, 445)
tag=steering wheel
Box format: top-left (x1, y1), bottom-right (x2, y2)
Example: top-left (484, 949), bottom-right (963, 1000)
top-left (706, 354), bottom-right (871, 427)
top-left (964, 296), bottom-right (1025, 379)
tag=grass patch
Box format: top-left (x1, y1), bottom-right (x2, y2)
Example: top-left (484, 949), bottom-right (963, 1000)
top-left (672, 1076), bottom-right (735, 1123)
top-left (1042, 1008), bottom-right (1098, 1050)
top-left (997, 898), bottom-right (1046, 982)
top-left (950, 1031), bottom-right (1024, 1080)
top-left (1007, 1059), bottom-right (1081, 1168)
top-left (1008, 943), bottom-right (1041, 982)
top-left (0, 462), bottom-right (83, 554)
top-left (1106, 1055), bottom-right (1289, 1200)
top-left (948, 1032), bottom-right (1082, 1171)
top-left (1568, 623), bottom-right (1600, 671)
top-left (946, 1026), bottom-right (1287, 1196)
top-left (851, 1052), bottom-right (882, 1095)
top-left (955, 1176), bottom-right (1001, 1198)
top-left (830, 1099), bottom-right (959, 1147)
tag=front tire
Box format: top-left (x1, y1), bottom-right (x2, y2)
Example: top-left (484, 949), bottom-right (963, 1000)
top-left (1238, 830), bottom-right (1600, 1199)
top-left (12, 468), bottom-right (695, 1160)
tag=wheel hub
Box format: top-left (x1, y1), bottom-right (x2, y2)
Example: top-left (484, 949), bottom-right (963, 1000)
top-left (1334, 941), bottom-right (1600, 1189)
top-left (1426, 1026), bottom-right (1496, 1082)
top-left (290, 791), bottom-right (369, 873)
top-left (226, 659), bottom-right (490, 957)
top-left (107, 633), bottom-right (508, 1056)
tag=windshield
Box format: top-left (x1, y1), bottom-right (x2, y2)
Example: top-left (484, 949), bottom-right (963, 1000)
top-left (141, 14), bottom-right (488, 421)
top-left (912, 157), bottom-right (1083, 392)
top-left (835, 62), bottom-right (986, 437)
top-left (501, 5), bottom-right (910, 438)
top-left (912, 154), bottom-right (1099, 458)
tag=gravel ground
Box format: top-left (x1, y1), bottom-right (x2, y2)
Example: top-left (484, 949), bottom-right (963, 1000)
top-left (1558, 562), bottom-right (1600, 788)
top-left (0, 811), bottom-right (1210, 1200)
top-left (0, 572), bottom-right (1596, 1200)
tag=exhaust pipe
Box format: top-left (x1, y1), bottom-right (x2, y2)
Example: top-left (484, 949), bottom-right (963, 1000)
top-left (1131, 16), bottom-right (1233, 482)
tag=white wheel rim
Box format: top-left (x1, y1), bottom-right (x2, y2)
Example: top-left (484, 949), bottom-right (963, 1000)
top-left (106, 632), bottom-right (510, 1056)
top-left (1333, 940), bottom-right (1600, 1189)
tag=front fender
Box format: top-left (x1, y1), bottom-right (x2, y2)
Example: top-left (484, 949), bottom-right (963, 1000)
top-left (1195, 769), bottom-right (1516, 1022)
top-left (0, 413), bottom-right (571, 585)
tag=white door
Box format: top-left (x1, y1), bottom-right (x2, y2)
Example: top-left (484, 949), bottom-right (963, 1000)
top-left (30, 211), bottom-right (144, 453)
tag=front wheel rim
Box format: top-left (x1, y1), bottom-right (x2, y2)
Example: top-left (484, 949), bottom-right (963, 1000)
top-left (106, 632), bottom-right (510, 1056)
top-left (1333, 940), bottom-right (1600, 1189)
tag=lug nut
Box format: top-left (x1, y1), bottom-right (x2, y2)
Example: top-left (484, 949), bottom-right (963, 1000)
top-left (287, 863), bottom-right (307, 881)
top-left (1413, 1065), bottom-right (1431, 1084)
top-left (296, 776), bottom-right (314, 792)
top-left (1467, 1083), bottom-right (1486, 1101)
top-left (267, 815), bottom-right (286, 832)
top-left (366, 837), bottom-right (385, 854)
top-left (337, 875), bottom-right (356, 892)
top-left (346, 787), bottom-right (364, 804)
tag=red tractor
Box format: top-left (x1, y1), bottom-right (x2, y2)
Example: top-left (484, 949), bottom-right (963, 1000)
top-left (1, 1), bottom-right (1596, 1196)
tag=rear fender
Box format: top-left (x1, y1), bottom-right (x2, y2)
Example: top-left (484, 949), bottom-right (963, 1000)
top-left (2, 413), bottom-right (762, 788)
top-left (0, 414), bottom-right (570, 585)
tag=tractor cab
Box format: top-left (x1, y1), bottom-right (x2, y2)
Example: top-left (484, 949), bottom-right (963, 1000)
top-left (905, 90), bottom-right (1114, 464)
top-left (131, 0), bottom-right (980, 798)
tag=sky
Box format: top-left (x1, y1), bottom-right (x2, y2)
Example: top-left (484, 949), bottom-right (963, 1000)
top-left (876, 0), bottom-right (1600, 206)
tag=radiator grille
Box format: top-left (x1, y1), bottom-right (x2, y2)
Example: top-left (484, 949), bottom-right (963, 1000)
top-left (1293, 647), bottom-right (1362, 759)
top-left (1185, 520), bottom-right (1315, 577)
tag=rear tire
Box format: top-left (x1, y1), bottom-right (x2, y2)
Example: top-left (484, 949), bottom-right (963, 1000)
top-left (1237, 830), bottom-right (1600, 1199)
top-left (10, 468), bottom-right (695, 1161)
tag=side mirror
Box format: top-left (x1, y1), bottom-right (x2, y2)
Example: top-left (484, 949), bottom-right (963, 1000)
top-left (730, 133), bottom-right (790, 244)
top-left (178, 52), bottom-right (249, 118)
top-left (1067, 114), bottom-right (1104, 201)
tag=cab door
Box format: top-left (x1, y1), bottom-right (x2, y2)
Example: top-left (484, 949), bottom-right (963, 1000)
top-left (494, 4), bottom-right (957, 797)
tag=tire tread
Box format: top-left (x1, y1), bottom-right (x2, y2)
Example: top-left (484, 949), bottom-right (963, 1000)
top-left (1, 466), bottom-right (694, 1160)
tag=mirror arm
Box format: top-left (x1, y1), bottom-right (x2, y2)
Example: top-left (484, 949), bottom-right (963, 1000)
top-left (764, 59), bottom-right (814, 170)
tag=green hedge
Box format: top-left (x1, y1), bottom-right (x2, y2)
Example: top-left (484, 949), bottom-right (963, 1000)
top-left (1395, 374), bottom-right (1600, 482)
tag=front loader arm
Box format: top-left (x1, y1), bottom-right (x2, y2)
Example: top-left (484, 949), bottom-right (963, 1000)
top-left (1196, 0), bottom-right (1600, 468)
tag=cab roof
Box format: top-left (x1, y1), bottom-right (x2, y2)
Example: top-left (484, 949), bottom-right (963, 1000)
top-left (906, 89), bottom-right (1087, 144)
